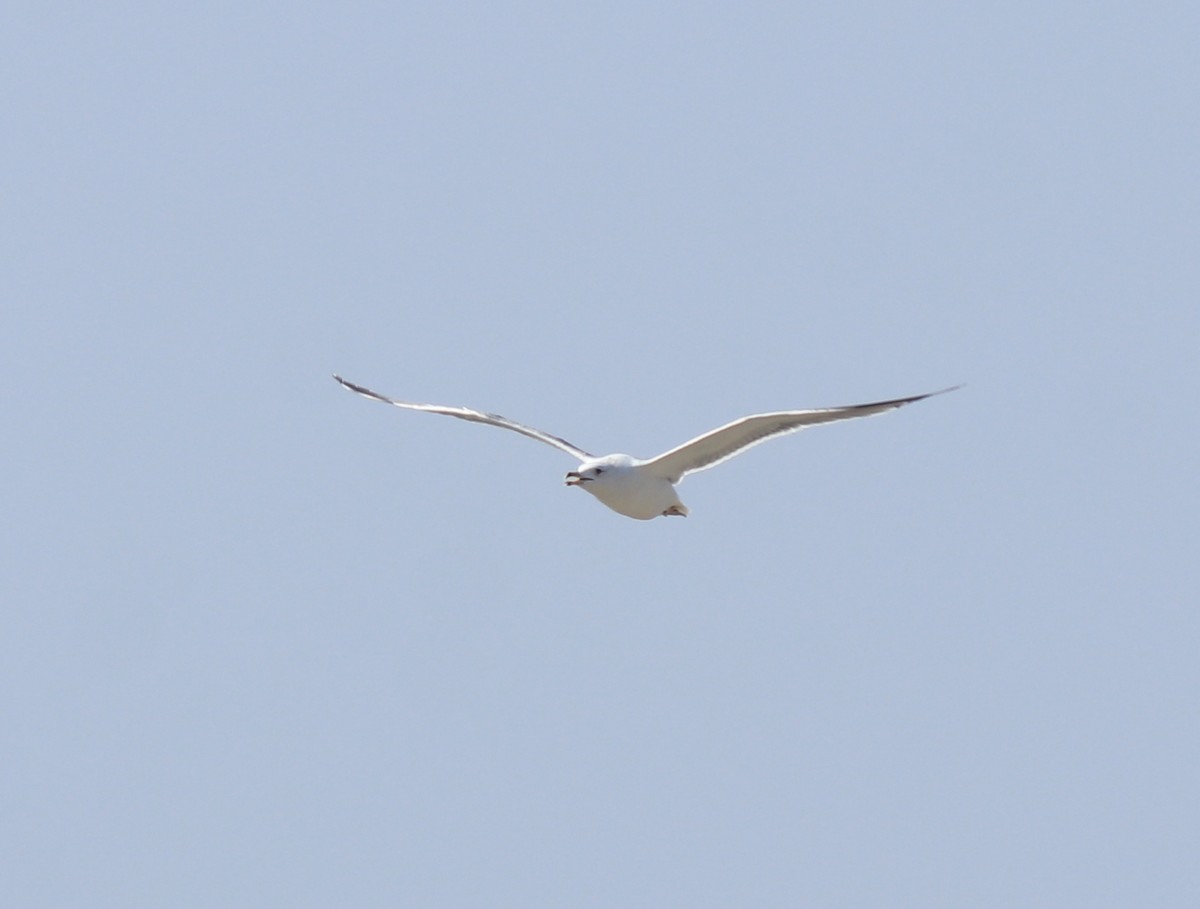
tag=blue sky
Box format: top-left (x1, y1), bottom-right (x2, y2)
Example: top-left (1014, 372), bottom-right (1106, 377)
top-left (4, 3), bottom-right (1198, 906)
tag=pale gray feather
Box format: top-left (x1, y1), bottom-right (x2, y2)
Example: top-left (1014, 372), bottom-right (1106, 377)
top-left (642, 386), bottom-right (961, 483)
top-left (333, 375), bottom-right (594, 460)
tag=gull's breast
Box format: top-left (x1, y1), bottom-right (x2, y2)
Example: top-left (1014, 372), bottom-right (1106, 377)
top-left (589, 471), bottom-right (683, 521)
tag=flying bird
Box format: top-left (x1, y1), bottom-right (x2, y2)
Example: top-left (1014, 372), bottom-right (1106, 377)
top-left (333, 375), bottom-right (959, 520)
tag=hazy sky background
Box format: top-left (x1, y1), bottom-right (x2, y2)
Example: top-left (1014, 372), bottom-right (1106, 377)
top-left (4, 3), bottom-right (1197, 906)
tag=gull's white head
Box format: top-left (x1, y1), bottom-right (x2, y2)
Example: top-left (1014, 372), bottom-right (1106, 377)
top-left (564, 453), bottom-right (635, 489)
top-left (565, 454), bottom-right (688, 520)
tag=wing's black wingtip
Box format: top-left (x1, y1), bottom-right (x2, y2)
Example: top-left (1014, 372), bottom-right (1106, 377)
top-left (853, 383), bottom-right (963, 413)
top-left (925, 383), bottom-right (964, 399)
top-left (331, 376), bottom-right (396, 407)
top-left (333, 374), bottom-right (364, 392)
top-left (897, 384), bottom-right (964, 407)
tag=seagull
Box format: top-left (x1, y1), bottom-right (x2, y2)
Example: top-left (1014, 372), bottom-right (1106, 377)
top-left (333, 375), bottom-right (959, 520)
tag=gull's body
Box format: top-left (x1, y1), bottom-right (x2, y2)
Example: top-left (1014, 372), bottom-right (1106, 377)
top-left (564, 454), bottom-right (688, 521)
top-left (334, 375), bottom-right (959, 520)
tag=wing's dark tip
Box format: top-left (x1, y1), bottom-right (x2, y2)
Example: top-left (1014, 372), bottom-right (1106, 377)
top-left (332, 374), bottom-right (392, 404)
top-left (880, 384), bottom-right (964, 409)
top-left (921, 384), bottom-right (964, 403)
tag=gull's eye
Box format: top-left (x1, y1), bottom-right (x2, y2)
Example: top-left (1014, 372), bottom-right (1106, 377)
top-left (594, 467), bottom-right (604, 475)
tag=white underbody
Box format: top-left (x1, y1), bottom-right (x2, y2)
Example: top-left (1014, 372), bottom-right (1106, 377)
top-left (566, 454), bottom-right (688, 520)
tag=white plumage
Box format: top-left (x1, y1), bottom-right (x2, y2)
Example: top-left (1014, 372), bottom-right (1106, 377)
top-left (334, 375), bottom-right (959, 520)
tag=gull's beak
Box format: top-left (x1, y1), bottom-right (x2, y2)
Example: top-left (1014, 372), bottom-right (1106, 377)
top-left (564, 471), bottom-right (586, 486)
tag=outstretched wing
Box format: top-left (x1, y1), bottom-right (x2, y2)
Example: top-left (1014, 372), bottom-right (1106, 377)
top-left (642, 386), bottom-right (960, 483)
top-left (333, 375), bottom-right (594, 460)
